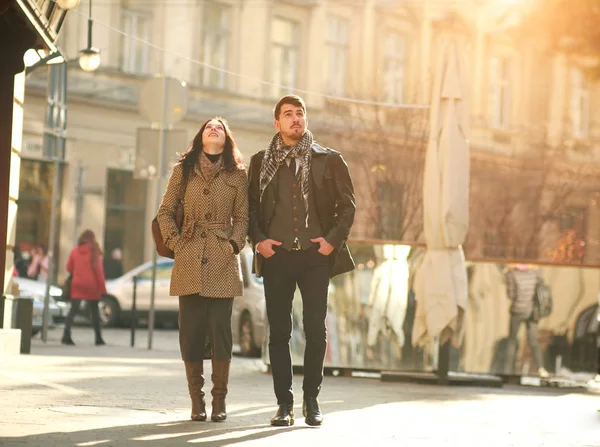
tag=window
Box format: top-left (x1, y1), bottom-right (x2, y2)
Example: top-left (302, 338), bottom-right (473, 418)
top-left (571, 69), bottom-right (591, 139)
top-left (325, 16), bottom-right (349, 96)
top-left (375, 180), bottom-right (404, 240)
top-left (270, 17), bottom-right (299, 98)
top-left (138, 261), bottom-right (174, 280)
top-left (554, 206), bottom-right (587, 263)
top-left (104, 169), bottom-right (147, 272)
top-left (120, 9), bottom-right (151, 74)
top-left (483, 227), bottom-right (508, 258)
top-left (382, 33), bottom-right (406, 104)
top-left (198, 3), bottom-right (231, 89)
top-left (488, 57), bottom-right (511, 129)
top-left (16, 159), bottom-right (64, 281)
top-left (559, 207), bottom-right (587, 234)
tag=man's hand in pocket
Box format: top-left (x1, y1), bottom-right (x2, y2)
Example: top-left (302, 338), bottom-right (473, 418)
top-left (256, 239), bottom-right (282, 258)
top-left (311, 237), bottom-right (334, 256)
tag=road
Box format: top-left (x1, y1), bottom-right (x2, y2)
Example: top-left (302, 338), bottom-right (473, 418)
top-left (0, 326), bottom-right (598, 447)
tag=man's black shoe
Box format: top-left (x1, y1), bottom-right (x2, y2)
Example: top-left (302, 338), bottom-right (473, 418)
top-left (302, 397), bottom-right (323, 426)
top-left (270, 404), bottom-right (294, 426)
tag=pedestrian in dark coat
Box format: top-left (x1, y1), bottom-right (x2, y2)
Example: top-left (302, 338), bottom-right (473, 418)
top-left (62, 230), bottom-right (107, 346)
top-left (157, 117), bottom-right (248, 422)
top-left (248, 95), bottom-right (356, 427)
top-left (103, 248), bottom-right (124, 279)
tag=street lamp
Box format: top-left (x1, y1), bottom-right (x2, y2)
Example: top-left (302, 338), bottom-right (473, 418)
top-left (79, 47), bottom-right (101, 72)
top-left (78, 0), bottom-right (100, 72)
top-left (24, 49), bottom-right (65, 73)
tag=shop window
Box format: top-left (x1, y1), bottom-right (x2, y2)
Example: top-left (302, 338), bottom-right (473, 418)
top-left (15, 159), bottom-right (63, 281)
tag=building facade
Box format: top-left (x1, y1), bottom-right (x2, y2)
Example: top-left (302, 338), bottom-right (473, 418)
top-left (17, 0), bottom-right (600, 283)
top-left (1, 0), bottom-right (77, 296)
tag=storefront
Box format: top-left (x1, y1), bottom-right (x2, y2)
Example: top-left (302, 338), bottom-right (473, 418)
top-left (15, 159), bottom-right (63, 277)
top-left (264, 241), bottom-right (600, 384)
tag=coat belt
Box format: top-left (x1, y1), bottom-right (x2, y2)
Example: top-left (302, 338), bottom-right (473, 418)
top-left (182, 219), bottom-right (231, 239)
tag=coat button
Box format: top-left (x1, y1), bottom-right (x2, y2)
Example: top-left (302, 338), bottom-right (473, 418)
top-left (293, 183), bottom-right (297, 188)
top-left (205, 213), bottom-right (212, 220)
top-left (201, 257), bottom-right (208, 264)
top-left (201, 231), bottom-right (207, 238)
top-left (204, 188), bottom-right (210, 195)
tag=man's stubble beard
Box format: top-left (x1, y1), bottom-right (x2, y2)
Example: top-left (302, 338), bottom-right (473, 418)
top-left (283, 128), bottom-right (305, 144)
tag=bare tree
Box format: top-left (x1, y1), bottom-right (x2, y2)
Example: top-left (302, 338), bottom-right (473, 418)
top-left (314, 103), bottom-right (596, 265)
top-left (465, 134), bottom-right (593, 263)
top-left (314, 100), bottom-right (429, 242)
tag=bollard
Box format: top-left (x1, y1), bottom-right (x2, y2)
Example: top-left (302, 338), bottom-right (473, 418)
top-left (15, 298), bottom-right (33, 354)
top-left (131, 276), bottom-right (138, 347)
top-left (437, 340), bottom-right (450, 384)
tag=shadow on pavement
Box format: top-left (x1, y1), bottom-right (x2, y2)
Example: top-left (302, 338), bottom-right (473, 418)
top-left (2, 419), bottom-right (314, 447)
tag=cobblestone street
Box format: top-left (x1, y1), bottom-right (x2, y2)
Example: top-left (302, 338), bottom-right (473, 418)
top-left (0, 327), bottom-right (598, 447)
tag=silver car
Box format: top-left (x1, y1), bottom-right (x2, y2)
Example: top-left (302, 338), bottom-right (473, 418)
top-left (11, 277), bottom-right (68, 336)
top-left (93, 247), bottom-right (266, 357)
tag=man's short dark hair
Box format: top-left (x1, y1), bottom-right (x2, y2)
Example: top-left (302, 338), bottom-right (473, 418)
top-left (273, 95), bottom-right (306, 120)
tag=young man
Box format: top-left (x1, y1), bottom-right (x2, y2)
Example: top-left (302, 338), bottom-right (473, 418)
top-left (248, 95), bottom-right (356, 426)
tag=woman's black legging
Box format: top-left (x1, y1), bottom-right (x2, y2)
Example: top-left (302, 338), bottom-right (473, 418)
top-left (64, 299), bottom-right (102, 339)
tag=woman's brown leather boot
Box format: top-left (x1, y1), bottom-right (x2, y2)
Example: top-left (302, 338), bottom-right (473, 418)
top-left (210, 359), bottom-right (230, 422)
top-left (184, 361), bottom-right (206, 421)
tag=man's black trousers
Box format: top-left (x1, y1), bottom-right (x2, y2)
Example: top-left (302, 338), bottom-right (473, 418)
top-left (263, 245), bottom-right (330, 405)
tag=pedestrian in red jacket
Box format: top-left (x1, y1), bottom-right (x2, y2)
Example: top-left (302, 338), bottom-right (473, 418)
top-left (62, 230), bottom-right (107, 346)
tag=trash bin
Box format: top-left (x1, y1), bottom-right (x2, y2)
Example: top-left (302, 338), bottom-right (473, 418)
top-left (3, 295), bottom-right (34, 354)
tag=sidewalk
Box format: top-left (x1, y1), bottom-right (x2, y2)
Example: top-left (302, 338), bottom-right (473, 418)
top-left (0, 327), bottom-right (598, 447)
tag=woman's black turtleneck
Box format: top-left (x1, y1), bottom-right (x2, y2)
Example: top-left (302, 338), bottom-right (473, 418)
top-left (204, 152), bottom-right (222, 163)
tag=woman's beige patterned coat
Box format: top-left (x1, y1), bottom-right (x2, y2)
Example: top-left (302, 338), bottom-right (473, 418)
top-left (157, 162), bottom-right (249, 298)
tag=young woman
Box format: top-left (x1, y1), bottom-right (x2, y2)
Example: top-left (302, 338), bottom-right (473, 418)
top-left (62, 230), bottom-right (107, 346)
top-left (27, 244), bottom-right (48, 280)
top-left (157, 117), bottom-right (248, 422)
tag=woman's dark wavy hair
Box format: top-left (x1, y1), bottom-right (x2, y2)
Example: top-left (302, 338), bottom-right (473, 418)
top-left (177, 117), bottom-right (244, 172)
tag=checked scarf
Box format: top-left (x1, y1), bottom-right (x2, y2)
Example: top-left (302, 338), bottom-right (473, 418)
top-left (260, 130), bottom-right (313, 227)
top-left (199, 150), bottom-right (223, 182)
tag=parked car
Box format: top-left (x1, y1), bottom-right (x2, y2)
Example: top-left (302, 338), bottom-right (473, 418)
top-left (12, 277), bottom-right (68, 336)
top-left (232, 248), bottom-right (266, 357)
top-left (73, 247), bottom-right (267, 357)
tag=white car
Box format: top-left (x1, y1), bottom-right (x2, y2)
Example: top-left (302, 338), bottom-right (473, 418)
top-left (232, 249), bottom-right (266, 357)
top-left (87, 247), bottom-right (266, 357)
top-left (11, 277), bottom-right (68, 336)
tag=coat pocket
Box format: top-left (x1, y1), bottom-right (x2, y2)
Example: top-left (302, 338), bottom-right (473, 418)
top-left (213, 226), bottom-right (233, 241)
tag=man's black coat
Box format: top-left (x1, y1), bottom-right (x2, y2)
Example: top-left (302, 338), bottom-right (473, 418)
top-left (248, 143), bottom-right (356, 278)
